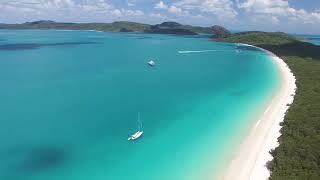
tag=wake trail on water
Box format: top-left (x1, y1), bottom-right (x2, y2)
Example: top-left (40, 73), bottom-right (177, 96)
top-left (178, 49), bottom-right (233, 54)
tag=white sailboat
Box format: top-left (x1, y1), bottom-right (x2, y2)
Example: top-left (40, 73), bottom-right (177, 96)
top-left (127, 131), bottom-right (143, 141)
top-left (128, 112), bottom-right (143, 141)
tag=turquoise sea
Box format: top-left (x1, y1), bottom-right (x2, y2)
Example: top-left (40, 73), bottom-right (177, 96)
top-left (0, 30), bottom-right (279, 180)
top-left (295, 34), bottom-right (320, 45)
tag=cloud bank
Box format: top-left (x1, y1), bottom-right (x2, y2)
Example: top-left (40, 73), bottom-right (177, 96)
top-left (0, 0), bottom-right (319, 33)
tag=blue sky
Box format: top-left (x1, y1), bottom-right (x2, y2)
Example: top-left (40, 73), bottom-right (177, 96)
top-left (0, 0), bottom-right (319, 34)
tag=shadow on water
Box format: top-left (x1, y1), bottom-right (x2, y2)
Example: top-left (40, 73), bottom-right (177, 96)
top-left (0, 41), bottom-right (98, 51)
top-left (18, 147), bottom-right (67, 173)
top-left (0, 145), bottom-right (67, 177)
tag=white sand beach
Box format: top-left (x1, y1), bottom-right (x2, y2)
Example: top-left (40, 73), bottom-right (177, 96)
top-left (221, 44), bottom-right (297, 180)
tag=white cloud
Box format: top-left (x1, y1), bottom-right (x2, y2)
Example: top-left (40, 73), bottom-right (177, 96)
top-left (124, 9), bottom-right (144, 16)
top-left (111, 9), bottom-right (144, 17)
top-left (154, 1), bottom-right (189, 16)
top-left (111, 9), bottom-right (122, 16)
top-left (127, 0), bottom-right (135, 7)
top-left (237, 0), bottom-right (320, 25)
top-left (154, 1), bottom-right (168, 10)
top-left (173, 0), bottom-right (238, 19)
top-left (168, 5), bottom-right (180, 13)
top-left (149, 13), bottom-right (166, 19)
top-left (0, 0), bottom-right (319, 33)
top-left (0, 0), bottom-right (112, 14)
top-left (271, 16), bottom-right (279, 24)
top-left (237, 0), bottom-right (289, 14)
top-left (80, 0), bottom-right (113, 12)
top-left (0, 0), bottom-right (145, 23)
top-left (127, 2), bottom-right (134, 6)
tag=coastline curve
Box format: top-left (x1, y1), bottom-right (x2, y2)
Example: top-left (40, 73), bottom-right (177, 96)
top-left (221, 44), bottom-right (297, 180)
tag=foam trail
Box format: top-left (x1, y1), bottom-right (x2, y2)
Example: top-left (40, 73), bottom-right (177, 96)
top-left (178, 50), bottom-right (228, 54)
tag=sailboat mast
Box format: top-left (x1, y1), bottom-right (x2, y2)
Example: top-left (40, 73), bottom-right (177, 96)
top-left (138, 112), bottom-right (142, 131)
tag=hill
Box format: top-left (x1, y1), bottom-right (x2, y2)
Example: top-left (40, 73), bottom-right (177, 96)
top-left (0, 21), bottom-right (150, 32)
top-left (145, 22), bottom-right (197, 35)
top-left (210, 25), bottom-right (231, 38)
top-left (0, 20), bottom-right (213, 35)
top-left (216, 31), bottom-right (297, 45)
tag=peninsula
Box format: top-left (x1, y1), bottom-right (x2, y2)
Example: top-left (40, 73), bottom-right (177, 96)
top-left (215, 31), bottom-right (320, 180)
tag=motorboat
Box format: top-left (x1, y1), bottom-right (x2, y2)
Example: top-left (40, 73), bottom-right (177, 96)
top-left (148, 60), bottom-right (156, 67)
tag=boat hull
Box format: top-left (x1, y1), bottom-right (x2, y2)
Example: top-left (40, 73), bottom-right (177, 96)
top-left (128, 131), bottom-right (143, 141)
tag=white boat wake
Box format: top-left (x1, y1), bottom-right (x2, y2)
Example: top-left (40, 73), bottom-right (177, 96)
top-left (178, 49), bottom-right (230, 54)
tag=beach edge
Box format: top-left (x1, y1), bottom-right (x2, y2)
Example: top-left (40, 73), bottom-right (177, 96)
top-left (221, 44), bottom-right (297, 180)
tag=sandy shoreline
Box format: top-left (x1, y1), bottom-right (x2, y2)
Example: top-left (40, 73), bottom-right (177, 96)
top-left (221, 44), bottom-right (296, 180)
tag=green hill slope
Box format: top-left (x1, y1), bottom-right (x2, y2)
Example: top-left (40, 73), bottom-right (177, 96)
top-left (217, 31), bottom-right (297, 45)
top-left (0, 20), bottom-right (213, 35)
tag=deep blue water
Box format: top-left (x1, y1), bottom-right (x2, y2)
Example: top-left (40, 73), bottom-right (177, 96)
top-left (0, 30), bottom-right (279, 180)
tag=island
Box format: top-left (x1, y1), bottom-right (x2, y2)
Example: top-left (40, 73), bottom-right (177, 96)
top-left (210, 25), bottom-right (231, 38)
top-left (144, 22), bottom-right (197, 35)
top-left (0, 20), bottom-right (215, 35)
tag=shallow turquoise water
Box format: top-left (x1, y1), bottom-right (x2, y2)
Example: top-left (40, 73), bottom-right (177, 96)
top-left (0, 30), bottom-right (279, 180)
top-left (295, 34), bottom-right (320, 45)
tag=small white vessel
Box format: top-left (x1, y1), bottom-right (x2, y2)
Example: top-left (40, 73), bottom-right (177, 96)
top-left (128, 112), bottom-right (143, 141)
top-left (148, 60), bottom-right (156, 67)
top-left (128, 131), bottom-right (143, 141)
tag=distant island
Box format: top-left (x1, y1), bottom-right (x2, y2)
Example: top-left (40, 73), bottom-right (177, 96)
top-left (0, 20), bottom-right (223, 36)
top-left (144, 22), bottom-right (197, 35)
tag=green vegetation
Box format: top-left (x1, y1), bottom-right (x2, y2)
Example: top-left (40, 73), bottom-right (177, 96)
top-left (219, 31), bottom-right (297, 45)
top-left (102, 21), bottom-right (151, 32)
top-left (218, 31), bottom-right (320, 180)
top-left (0, 21), bottom-right (151, 32)
top-left (210, 25), bottom-right (231, 38)
top-left (145, 22), bottom-right (198, 35)
top-left (268, 56), bottom-right (320, 180)
top-left (0, 20), bottom-right (213, 35)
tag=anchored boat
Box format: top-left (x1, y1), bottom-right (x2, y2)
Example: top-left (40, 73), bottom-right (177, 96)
top-left (148, 60), bottom-right (156, 67)
top-left (128, 131), bottom-right (143, 141)
top-left (128, 112), bottom-right (143, 141)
